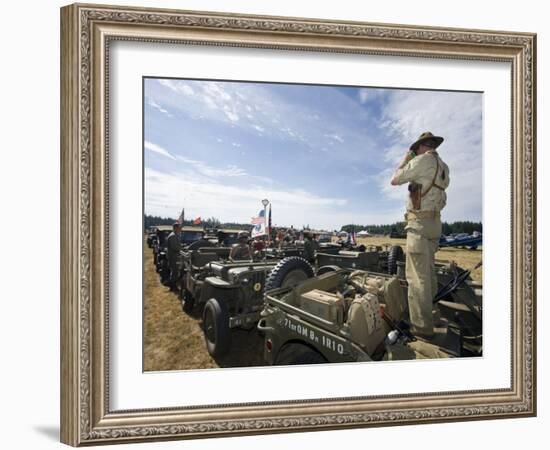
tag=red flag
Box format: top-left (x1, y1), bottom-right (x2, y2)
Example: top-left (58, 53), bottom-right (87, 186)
top-left (193, 217), bottom-right (202, 225)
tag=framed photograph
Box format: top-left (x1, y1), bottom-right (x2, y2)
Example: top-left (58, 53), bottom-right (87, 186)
top-left (60, 3), bottom-right (536, 446)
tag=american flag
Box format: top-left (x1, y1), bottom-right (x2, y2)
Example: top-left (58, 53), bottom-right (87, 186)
top-left (251, 209), bottom-right (265, 225)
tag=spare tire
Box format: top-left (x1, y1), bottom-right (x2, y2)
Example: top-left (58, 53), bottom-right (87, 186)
top-left (387, 245), bottom-right (404, 275)
top-left (202, 298), bottom-right (231, 357)
top-left (265, 257), bottom-right (314, 291)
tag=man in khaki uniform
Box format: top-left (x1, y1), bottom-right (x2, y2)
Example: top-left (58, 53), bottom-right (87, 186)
top-left (391, 132), bottom-right (450, 338)
top-left (230, 231), bottom-right (253, 261)
top-left (166, 222), bottom-right (182, 292)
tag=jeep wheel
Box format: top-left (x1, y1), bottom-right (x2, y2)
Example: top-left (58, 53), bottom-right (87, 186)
top-left (387, 245), bottom-right (405, 275)
top-left (203, 298), bottom-right (231, 358)
top-left (275, 343), bottom-right (327, 365)
top-left (265, 257), bottom-right (314, 291)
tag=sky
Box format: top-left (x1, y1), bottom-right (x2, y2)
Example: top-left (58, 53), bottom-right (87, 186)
top-left (143, 77), bottom-right (482, 230)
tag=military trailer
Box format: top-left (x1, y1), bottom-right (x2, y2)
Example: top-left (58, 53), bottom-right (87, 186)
top-left (258, 258), bottom-right (482, 365)
top-left (182, 254), bottom-right (314, 358)
top-left (316, 245), bottom-right (405, 275)
top-left (265, 245), bottom-right (305, 260)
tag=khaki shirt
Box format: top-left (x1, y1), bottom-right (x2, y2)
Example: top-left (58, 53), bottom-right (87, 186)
top-left (230, 243), bottom-right (252, 261)
top-left (392, 150), bottom-right (450, 212)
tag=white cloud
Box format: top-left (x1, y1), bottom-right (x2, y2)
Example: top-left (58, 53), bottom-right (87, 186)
top-left (145, 140), bottom-right (272, 184)
top-left (324, 133), bottom-right (345, 144)
top-left (377, 90), bottom-right (483, 221)
top-left (146, 97), bottom-right (173, 117)
top-left (358, 87), bottom-right (386, 105)
top-left (144, 167), bottom-right (347, 229)
top-left (174, 155), bottom-right (247, 178)
top-left (147, 78), bottom-right (378, 164)
top-left (224, 110), bottom-right (239, 122)
top-left (158, 79), bottom-right (194, 96)
top-left (144, 141), bottom-right (176, 160)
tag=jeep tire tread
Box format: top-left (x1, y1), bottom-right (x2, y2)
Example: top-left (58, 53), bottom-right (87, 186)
top-left (264, 257), bottom-right (314, 292)
top-left (387, 245), bottom-right (404, 275)
top-left (202, 298), bottom-right (231, 358)
top-left (275, 343), bottom-right (327, 365)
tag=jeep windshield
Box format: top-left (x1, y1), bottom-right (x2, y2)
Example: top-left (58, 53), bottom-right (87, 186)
top-left (181, 231), bottom-right (204, 244)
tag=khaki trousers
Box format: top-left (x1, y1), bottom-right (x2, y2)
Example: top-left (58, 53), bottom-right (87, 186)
top-left (405, 217), bottom-right (441, 335)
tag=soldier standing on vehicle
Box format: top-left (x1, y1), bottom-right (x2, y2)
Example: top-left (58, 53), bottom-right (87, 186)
top-left (303, 231), bottom-right (319, 264)
top-left (166, 222), bottom-right (182, 292)
top-left (230, 231), bottom-right (253, 261)
top-left (390, 132), bottom-right (450, 339)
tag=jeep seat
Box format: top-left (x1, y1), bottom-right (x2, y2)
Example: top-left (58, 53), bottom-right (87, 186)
top-left (190, 252), bottom-right (219, 269)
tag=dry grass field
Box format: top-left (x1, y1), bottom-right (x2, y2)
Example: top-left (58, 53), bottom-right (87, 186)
top-left (353, 236), bottom-right (483, 283)
top-left (144, 235), bottom-right (482, 372)
top-left (143, 241), bottom-right (264, 372)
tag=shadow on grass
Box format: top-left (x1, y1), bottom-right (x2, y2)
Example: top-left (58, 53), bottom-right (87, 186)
top-left (178, 293), bottom-right (266, 369)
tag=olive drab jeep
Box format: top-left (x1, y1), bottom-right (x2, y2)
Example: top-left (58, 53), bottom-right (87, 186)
top-left (151, 225), bottom-right (174, 284)
top-left (258, 258), bottom-right (482, 366)
top-left (180, 248), bottom-right (315, 358)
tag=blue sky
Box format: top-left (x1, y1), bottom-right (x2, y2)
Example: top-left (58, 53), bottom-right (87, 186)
top-left (144, 78), bottom-right (482, 230)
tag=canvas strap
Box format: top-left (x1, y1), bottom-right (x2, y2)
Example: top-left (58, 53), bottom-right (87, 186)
top-left (421, 154), bottom-right (445, 197)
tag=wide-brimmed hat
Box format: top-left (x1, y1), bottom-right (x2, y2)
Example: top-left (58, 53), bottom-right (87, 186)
top-left (410, 131), bottom-right (444, 151)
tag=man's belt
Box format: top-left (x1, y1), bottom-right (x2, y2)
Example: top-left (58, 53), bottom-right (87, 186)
top-left (405, 210), bottom-right (441, 220)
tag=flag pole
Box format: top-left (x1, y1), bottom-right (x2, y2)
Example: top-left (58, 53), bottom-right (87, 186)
top-left (261, 199), bottom-right (270, 279)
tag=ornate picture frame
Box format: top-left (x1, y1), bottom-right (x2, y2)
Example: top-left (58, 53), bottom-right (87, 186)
top-left (60, 3), bottom-right (536, 446)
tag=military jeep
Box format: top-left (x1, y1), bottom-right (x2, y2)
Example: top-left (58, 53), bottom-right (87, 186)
top-left (180, 226), bottom-right (205, 246)
top-left (146, 227), bottom-right (159, 248)
top-left (151, 225), bottom-right (174, 282)
top-left (258, 258), bottom-right (482, 366)
top-left (183, 255), bottom-right (314, 358)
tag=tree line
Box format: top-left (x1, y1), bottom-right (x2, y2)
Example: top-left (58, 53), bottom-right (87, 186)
top-left (341, 221), bottom-right (482, 236)
top-left (144, 215), bottom-right (250, 230)
top-left (145, 214), bottom-right (481, 236)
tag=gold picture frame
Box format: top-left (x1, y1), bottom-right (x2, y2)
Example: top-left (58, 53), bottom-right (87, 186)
top-left (60, 3), bottom-right (536, 446)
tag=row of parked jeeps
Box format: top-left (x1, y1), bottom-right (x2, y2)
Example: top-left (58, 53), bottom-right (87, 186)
top-left (146, 226), bottom-right (483, 365)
